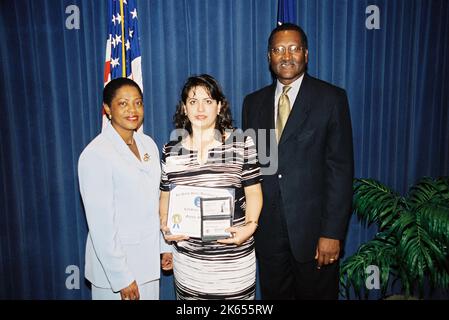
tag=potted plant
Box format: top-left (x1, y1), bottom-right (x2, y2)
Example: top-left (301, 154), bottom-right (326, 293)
top-left (340, 177), bottom-right (449, 299)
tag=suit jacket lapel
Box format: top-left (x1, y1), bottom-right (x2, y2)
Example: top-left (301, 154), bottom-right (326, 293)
top-left (262, 84), bottom-right (276, 130)
top-left (279, 74), bottom-right (312, 145)
top-left (255, 84), bottom-right (277, 162)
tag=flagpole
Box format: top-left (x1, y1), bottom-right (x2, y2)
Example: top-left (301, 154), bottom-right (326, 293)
top-left (119, 0), bottom-right (126, 77)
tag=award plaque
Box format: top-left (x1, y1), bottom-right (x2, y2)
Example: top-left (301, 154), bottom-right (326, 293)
top-left (200, 197), bottom-right (233, 241)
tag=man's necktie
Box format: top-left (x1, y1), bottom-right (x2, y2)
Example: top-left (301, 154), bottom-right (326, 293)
top-left (276, 85), bottom-right (292, 142)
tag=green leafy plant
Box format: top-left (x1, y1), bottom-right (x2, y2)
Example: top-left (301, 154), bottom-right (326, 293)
top-left (340, 177), bottom-right (449, 299)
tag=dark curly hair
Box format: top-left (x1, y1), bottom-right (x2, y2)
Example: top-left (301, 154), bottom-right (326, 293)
top-left (173, 74), bottom-right (233, 141)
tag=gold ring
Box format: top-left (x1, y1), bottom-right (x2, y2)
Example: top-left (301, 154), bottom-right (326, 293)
top-left (330, 258), bottom-right (335, 262)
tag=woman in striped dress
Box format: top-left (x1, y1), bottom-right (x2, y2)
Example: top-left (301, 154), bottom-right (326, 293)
top-left (159, 74), bottom-right (263, 300)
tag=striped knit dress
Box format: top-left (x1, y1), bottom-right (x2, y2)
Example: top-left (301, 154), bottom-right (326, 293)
top-left (160, 133), bottom-right (261, 300)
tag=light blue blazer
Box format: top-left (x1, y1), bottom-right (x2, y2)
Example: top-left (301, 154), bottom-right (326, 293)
top-left (78, 123), bottom-right (169, 292)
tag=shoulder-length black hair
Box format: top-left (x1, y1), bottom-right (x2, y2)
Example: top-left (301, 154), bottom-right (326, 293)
top-left (173, 74), bottom-right (233, 140)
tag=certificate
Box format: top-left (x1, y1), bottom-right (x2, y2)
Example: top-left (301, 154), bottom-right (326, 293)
top-left (200, 197), bottom-right (233, 241)
top-left (167, 185), bottom-right (234, 238)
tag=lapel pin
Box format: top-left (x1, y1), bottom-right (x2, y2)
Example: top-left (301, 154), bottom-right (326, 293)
top-left (143, 153), bottom-right (150, 162)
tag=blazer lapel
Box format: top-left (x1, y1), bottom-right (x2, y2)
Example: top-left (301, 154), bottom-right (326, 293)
top-left (104, 123), bottom-right (143, 168)
top-left (279, 74), bottom-right (312, 145)
top-left (133, 132), bottom-right (154, 174)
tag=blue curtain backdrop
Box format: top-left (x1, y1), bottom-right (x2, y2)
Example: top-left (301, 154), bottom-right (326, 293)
top-left (0, 0), bottom-right (448, 299)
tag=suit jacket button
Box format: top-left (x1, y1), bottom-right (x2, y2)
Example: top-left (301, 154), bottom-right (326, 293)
top-left (278, 174), bottom-right (282, 179)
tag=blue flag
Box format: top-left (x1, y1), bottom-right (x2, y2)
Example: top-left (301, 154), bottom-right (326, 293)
top-left (277, 0), bottom-right (297, 25)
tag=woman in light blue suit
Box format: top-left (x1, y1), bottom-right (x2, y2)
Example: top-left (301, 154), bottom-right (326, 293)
top-left (78, 78), bottom-right (172, 300)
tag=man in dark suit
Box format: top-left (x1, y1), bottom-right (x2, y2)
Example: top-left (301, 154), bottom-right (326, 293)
top-left (242, 23), bottom-right (354, 299)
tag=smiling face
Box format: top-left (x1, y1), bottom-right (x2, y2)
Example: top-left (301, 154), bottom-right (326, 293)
top-left (104, 85), bottom-right (144, 136)
top-left (183, 86), bottom-right (221, 132)
top-left (269, 30), bottom-right (308, 85)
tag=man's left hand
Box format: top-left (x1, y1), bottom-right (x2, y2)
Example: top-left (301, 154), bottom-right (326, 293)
top-left (314, 237), bottom-right (340, 269)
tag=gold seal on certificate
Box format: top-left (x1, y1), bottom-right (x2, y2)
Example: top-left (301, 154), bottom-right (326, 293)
top-left (171, 214), bottom-right (182, 230)
top-left (168, 185), bottom-right (235, 238)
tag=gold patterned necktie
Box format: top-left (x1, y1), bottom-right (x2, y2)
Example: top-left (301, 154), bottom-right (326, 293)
top-left (276, 85), bottom-right (292, 141)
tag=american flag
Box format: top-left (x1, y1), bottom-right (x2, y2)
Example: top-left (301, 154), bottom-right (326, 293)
top-left (103, 0), bottom-right (143, 130)
top-left (277, 0), bottom-right (297, 25)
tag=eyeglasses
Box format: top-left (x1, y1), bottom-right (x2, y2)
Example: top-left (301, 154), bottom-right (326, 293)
top-left (270, 45), bottom-right (305, 56)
